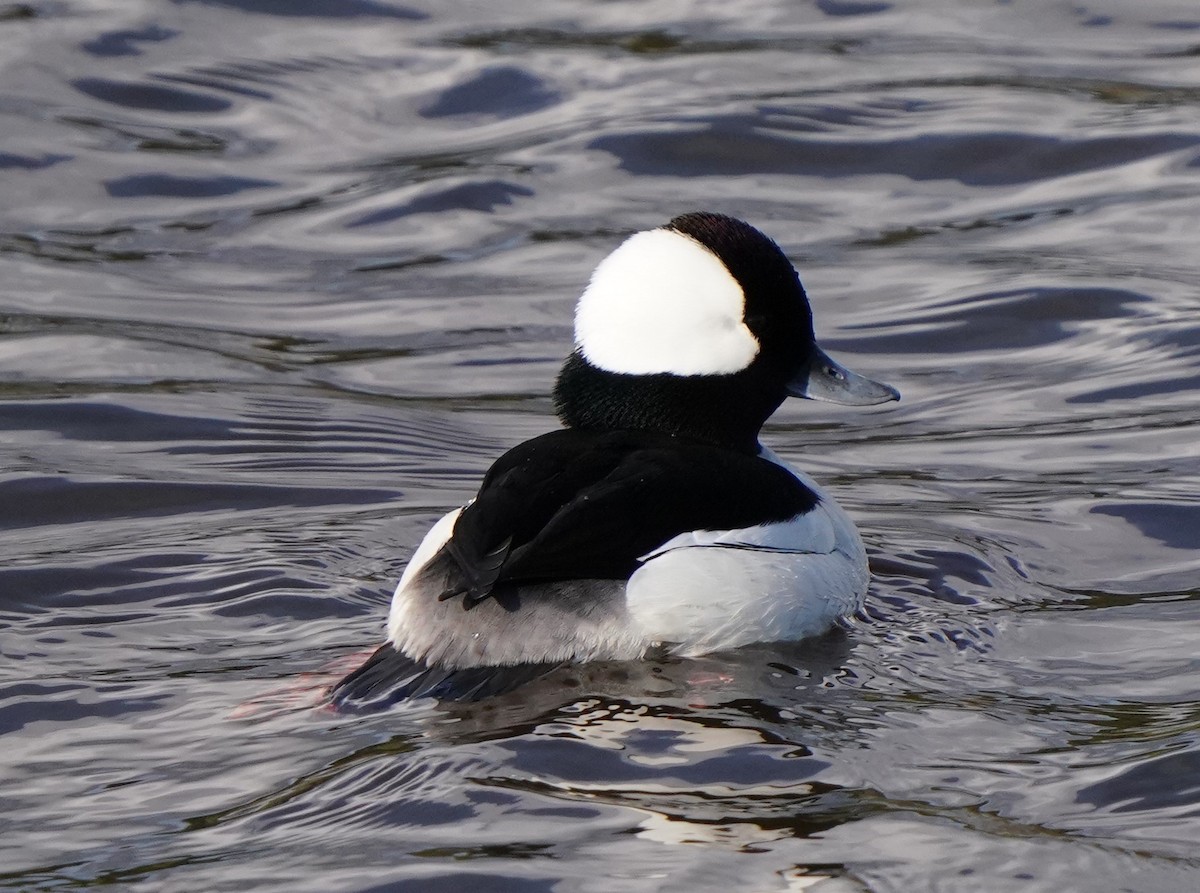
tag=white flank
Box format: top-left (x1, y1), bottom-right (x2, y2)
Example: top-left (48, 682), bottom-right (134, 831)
top-left (575, 228), bottom-right (759, 375)
top-left (387, 507), bottom-right (461, 646)
top-left (625, 451), bottom-right (869, 656)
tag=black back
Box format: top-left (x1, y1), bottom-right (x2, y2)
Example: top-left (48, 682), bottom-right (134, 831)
top-left (440, 428), bottom-right (818, 608)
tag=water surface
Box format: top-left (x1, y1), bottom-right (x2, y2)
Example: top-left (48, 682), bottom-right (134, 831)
top-left (2, 1), bottom-right (1199, 890)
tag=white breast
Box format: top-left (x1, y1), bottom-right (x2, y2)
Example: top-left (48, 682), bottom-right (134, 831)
top-left (624, 450), bottom-right (869, 656)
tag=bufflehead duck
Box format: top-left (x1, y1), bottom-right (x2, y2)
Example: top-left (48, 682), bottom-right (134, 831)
top-left (333, 212), bottom-right (898, 705)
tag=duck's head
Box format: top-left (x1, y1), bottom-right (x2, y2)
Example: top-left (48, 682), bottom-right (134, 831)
top-left (553, 212), bottom-right (899, 452)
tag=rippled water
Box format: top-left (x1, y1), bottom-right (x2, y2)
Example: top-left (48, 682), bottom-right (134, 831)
top-left (3, 1), bottom-right (1199, 890)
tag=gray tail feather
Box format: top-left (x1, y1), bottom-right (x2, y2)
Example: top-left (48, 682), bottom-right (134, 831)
top-left (330, 643), bottom-right (560, 710)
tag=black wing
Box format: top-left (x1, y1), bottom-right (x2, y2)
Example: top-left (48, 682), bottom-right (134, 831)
top-left (438, 428), bottom-right (818, 608)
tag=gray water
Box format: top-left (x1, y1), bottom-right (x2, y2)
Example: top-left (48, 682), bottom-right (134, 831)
top-left (2, 1), bottom-right (1199, 890)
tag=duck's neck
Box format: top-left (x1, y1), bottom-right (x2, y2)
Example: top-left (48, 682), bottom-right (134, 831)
top-left (552, 352), bottom-right (782, 454)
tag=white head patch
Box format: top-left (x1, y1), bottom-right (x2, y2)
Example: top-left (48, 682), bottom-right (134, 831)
top-left (574, 228), bottom-right (760, 376)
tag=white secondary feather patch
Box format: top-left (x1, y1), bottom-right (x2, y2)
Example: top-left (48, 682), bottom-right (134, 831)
top-left (575, 228), bottom-right (759, 375)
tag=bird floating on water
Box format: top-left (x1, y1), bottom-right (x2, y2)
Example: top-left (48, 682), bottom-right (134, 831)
top-left (332, 212), bottom-right (899, 706)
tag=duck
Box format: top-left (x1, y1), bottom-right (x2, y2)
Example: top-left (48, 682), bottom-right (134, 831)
top-left (332, 212), bottom-right (899, 706)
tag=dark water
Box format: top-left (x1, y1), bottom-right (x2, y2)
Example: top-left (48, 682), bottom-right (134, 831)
top-left (3, 1), bottom-right (1199, 890)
